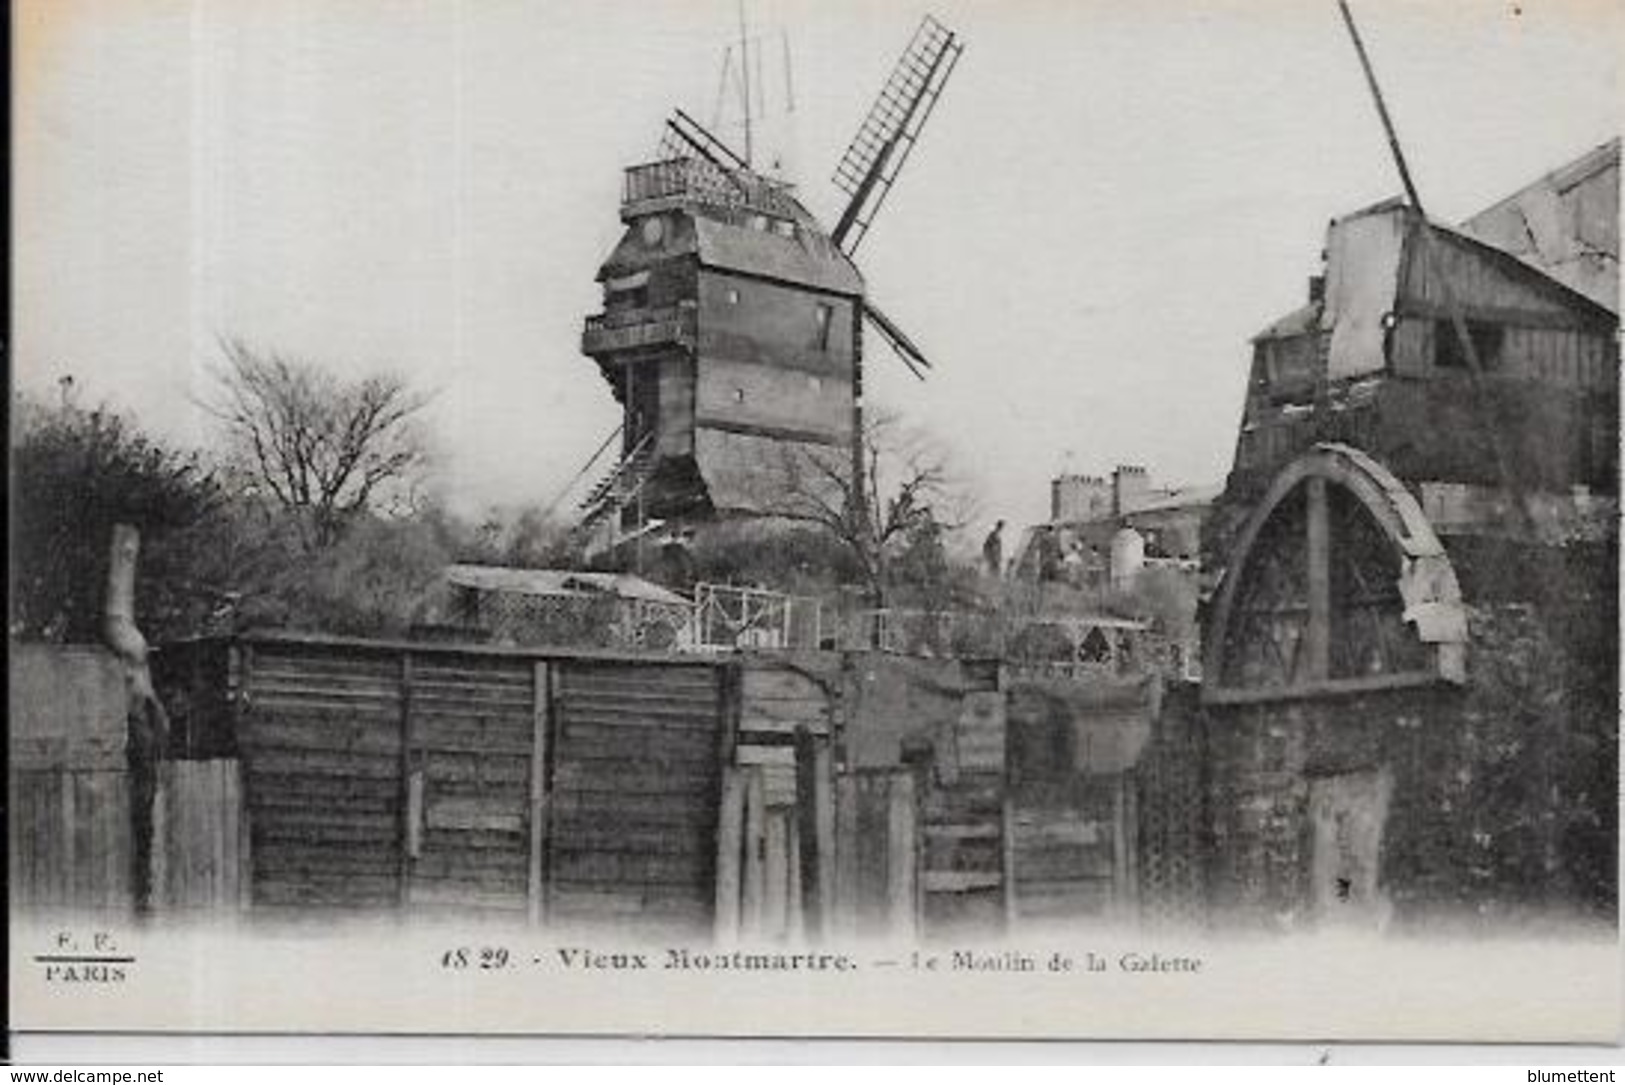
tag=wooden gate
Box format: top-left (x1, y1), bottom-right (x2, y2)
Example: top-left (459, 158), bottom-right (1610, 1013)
top-left (240, 644), bottom-right (406, 910)
top-left (403, 654), bottom-right (539, 916)
top-left (544, 661), bottom-right (725, 933)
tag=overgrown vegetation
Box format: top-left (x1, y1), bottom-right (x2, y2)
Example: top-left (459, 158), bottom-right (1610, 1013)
top-left (15, 355), bottom-right (1167, 647)
top-left (12, 352), bottom-right (575, 642)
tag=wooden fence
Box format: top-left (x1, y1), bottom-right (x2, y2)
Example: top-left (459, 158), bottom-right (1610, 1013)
top-left (15, 634), bottom-right (1214, 935)
top-left (10, 645), bottom-right (133, 914)
top-left (159, 632), bottom-right (733, 931)
top-left (128, 637), bottom-right (1214, 934)
top-left (11, 769), bottom-right (133, 912)
top-left (151, 760), bottom-right (247, 912)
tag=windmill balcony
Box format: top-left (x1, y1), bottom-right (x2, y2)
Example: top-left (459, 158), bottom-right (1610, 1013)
top-left (581, 304), bottom-right (697, 357)
top-left (622, 157), bottom-right (796, 220)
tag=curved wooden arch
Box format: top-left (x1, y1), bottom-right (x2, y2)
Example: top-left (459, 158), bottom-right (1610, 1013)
top-left (1203, 443), bottom-right (1466, 705)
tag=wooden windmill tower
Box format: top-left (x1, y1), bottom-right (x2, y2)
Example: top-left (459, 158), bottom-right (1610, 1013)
top-left (577, 15), bottom-right (964, 551)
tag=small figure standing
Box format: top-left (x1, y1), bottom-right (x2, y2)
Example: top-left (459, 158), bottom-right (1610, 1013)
top-left (982, 519), bottom-right (1006, 577)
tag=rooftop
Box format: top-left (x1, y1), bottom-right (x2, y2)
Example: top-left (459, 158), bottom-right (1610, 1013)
top-left (443, 565), bottom-right (690, 607)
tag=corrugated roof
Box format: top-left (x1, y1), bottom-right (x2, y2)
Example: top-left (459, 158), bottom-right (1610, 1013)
top-left (443, 565), bottom-right (690, 607)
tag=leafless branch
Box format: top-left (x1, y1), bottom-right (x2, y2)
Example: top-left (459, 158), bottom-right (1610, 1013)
top-left (201, 336), bottom-right (434, 549)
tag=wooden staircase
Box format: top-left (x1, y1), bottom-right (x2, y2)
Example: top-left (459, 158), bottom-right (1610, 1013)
top-left (577, 433), bottom-right (656, 540)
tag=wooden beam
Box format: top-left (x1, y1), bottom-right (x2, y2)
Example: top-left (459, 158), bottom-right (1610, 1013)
top-left (833, 775), bottom-right (859, 940)
top-left (814, 742), bottom-right (836, 942)
top-left (714, 767), bottom-right (745, 943)
top-left (1305, 477), bottom-right (1331, 682)
top-left (886, 772), bottom-right (918, 941)
top-left (149, 767), bottom-right (169, 911)
top-left (742, 768), bottom-right (767, 937)
top-left (396, 651), bottom-right (415, 909)
top-left (793, 726), bottom-right (822, 935)
top-left (787, 817), bottom-right (805, 942)
top-left (1204, 669), bottom-right (1446, 706)
top-left (528, 661), bottom-right (552, 926)
top-left (1001, 793), bottom-right (1017, 933)
top-left (764, 810), bottom-right (789, 942)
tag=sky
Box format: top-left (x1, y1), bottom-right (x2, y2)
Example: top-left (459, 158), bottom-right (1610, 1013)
top-left (13, 0), bottom-right (1620, 533)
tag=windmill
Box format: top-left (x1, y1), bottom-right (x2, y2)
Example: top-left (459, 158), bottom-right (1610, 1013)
top-left (575, 14), bottom-right (964, 555)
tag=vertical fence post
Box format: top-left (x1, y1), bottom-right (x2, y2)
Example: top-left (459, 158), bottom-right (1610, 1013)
top-left (149, 765), bottom-right (170, 911)
top-left (1002, 793), bottom-right (1018, 933)
top-left (887, 772), bottom-right (918, 941)
top-left (529, 661), bottom-right (552, 926)
top-left (787, 817), bottom-right (805, 942)
top-left (833, 774), bottom-right (859, 939)
top-left (742, 768), bottom-right (767, 937)
top-left (764, 810), bottom-right (789, 941)
top-left (714, 766), bottom-right (745, 943)
top-left (793, 726), bottom-right (821, 936)
top-left (60, 776), bottom-right (78, 906)
top-left (815, 743), bottom-right (835, 941)
top-left (396, 652), bottom-right (415, 912)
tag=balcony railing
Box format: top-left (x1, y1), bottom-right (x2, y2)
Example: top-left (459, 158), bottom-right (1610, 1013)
top-left (581, 304), bottom-right (696, 357)
top-left (623, 157), bottom-right (798, 220)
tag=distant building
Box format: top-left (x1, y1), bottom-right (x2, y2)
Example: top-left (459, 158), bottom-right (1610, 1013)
top-left (1018, 465), bottom-right (1218, 591)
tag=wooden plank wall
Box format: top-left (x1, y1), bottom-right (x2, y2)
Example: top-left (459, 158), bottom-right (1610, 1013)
top-left (1009, 777), bottom-right (1130, 924)
top-left (547, 661), bottom-right (723, 934)
top-left (406, 653), bottom-right (535, 916)
top-left (239, 645), bottom-right (406, 911)
top-left (919, 686), bottom-right (1009, 936)
top-left (9, 769), bottom-right (133, 913)
top-left (151, 760), bottom-right (246, 912)
top-left (235, 641), bottom-right (730, 928)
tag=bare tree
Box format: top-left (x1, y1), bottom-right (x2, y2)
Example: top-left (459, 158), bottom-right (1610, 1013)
top-left (204, 338), bottom-right (434, 549)
top-left (768, 410), bottom-right (976, 606)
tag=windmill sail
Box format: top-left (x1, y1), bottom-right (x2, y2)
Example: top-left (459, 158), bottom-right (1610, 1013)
top-left (831, 15), bottom-right (963, 254)
top-left (864, 300), bottom-right (932, 381)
